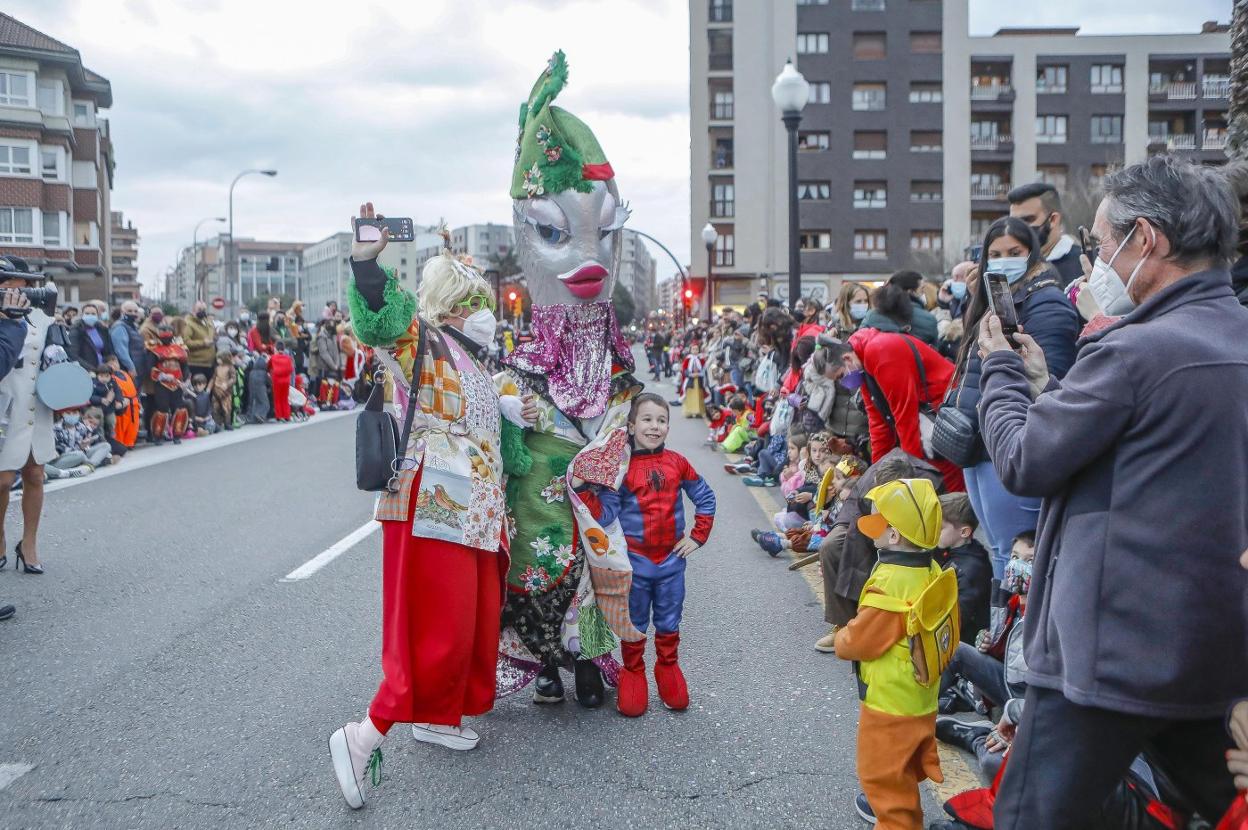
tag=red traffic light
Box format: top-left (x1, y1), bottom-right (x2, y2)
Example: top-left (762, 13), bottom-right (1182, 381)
top-left (684, 288), bottom-right (693, 299)
top-left (508, 291), bottom-right (518, 301)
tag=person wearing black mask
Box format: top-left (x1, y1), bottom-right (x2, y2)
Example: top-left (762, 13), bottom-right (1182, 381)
top-left (110, 300), bottom-right (145, 376)
top-left (182, 300), bottom-right (217, 379)
top-left (1008, 182), bottom-right (1084, 286)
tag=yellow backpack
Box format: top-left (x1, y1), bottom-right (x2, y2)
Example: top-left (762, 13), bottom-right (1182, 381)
top-left (859, 566), bottom-right (961, 687)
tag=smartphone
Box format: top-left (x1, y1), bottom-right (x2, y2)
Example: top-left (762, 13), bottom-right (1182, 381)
top-left (353, 216), bottom-right (415, 243)
top-left (983, 271), bottom-right (1020, 346)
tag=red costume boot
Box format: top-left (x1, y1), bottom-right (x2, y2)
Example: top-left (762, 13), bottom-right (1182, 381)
top-left (616, 639), bottom-right (648, 717)
top-left (653, 631), bottom-right (689, 711)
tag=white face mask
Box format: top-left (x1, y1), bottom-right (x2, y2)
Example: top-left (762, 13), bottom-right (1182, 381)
top-left (1087, 224), bottom-right (1151, 317)
top-left (461, 308), bottom-right (497, 347)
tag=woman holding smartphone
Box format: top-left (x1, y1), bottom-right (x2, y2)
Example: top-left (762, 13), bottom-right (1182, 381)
top-left (947, 217), bottom-right (1079, 579)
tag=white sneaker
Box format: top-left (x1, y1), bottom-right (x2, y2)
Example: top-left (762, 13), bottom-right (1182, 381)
top-left (411, 722), bottom-right (480, 751)
top-left (329, 719), bottom-right (385, 809)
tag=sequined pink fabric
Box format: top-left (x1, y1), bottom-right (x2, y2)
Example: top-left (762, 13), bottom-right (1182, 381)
top-left (503, 302), bottom-right (634, 418)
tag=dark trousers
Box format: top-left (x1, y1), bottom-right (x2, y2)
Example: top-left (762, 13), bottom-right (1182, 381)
top-left (818, 527), bottom-right (858, 627)
top-left (994, 685), bottom-right (1236, 829)
top-left (939, 642), bottom-right (1009, 708)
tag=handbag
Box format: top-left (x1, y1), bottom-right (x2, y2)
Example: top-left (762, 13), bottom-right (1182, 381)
top-left (930, 353), bottom-right (980, 468)
top-left (354, 317), bottom-right (427, 492)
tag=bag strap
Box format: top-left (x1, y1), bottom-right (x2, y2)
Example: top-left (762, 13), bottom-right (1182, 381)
top-left (859, 591), bottom-right (911, 614)
top-left (899, 335), bottom-right (932, 411)
top-left (395, 316), bottom-right (429, 468)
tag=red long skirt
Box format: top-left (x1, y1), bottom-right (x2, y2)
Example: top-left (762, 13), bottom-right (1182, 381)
top-left (368, 478), bottom-right (504, 727)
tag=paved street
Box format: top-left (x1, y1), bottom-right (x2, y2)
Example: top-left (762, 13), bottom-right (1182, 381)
top-left (0, 370), bottom-right (945, 829)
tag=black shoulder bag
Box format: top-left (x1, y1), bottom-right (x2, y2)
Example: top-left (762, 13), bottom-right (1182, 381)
top-left (355, 317), bottom-right (427, 492)
top-left (930, 353), bottom-right (980, 469)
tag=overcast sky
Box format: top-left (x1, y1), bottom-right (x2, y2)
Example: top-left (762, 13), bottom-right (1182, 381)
top-left (9, 0), bottom-right (1232, 295)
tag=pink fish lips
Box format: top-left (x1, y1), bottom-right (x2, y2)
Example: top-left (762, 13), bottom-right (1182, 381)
top-left (559, 263), bottom-right (609, 299)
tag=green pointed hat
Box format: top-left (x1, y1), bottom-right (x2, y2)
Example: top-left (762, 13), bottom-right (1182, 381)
top-left (510, 51), bottom-right (614, 200)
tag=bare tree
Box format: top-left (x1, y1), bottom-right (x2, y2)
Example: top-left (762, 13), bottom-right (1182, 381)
top-left (1230, 0), bottom-right (1248, 161)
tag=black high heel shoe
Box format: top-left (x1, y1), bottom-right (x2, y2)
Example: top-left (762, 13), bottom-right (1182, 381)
top-left (15, 542), bottom-right (42, 575)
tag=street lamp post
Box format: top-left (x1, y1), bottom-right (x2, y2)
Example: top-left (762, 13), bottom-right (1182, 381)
top-left (192, 216), bottom-right (226, 304)
top-left (771, 60), bottom-right (809, 312)
top-left (701, 222), bottom-right (718, 321)
top-left (228, 168), bottom-right (277, 315)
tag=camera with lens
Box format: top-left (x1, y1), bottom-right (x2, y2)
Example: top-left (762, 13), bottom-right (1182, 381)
top-left (11, 286), bottom-right (58, 317)
top-left (0, 255), bottom-right (56, 319)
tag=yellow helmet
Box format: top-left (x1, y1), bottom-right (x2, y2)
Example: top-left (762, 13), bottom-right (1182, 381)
top-left (856, 478), bottom-right (942, 550)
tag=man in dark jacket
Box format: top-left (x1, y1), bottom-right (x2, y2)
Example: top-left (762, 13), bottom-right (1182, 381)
top-left (978, 156), bottom-right (1247, 827)
top-left (1008, 182), bottom-right (1085, 286)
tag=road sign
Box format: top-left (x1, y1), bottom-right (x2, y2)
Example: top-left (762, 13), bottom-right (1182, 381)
top-left (211, 297), bottom-right (226, 310)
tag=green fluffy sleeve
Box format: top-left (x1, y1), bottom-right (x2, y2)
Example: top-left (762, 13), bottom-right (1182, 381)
top-left (347, 267), bottom-right (417, 347)
top-left (500, 418), bottom-right (533, 478)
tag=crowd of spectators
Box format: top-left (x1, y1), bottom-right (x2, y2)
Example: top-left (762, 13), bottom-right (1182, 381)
top-left (646, 156), bottom-right (1248, 828)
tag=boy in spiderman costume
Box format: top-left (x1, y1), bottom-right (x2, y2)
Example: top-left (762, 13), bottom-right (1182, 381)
top-left (584, 392), bottom-right (716, 717)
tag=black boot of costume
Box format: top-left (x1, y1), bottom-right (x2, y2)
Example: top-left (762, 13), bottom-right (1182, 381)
top-left (574, 660), bottom-right (604, 709)
top-left (533, 664), bottom-right (565, 704)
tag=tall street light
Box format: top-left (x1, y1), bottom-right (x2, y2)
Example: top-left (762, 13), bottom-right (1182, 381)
top-left (192, 216), bottom-right (226, 303)
top-left (228, 168), bottom-right (277, 315)
top-left (771, 60), bottom-right (809, 312)
top-left (701, 222), bottom-right (718, 321)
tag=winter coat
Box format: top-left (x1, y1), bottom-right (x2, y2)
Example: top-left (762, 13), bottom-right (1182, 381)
top-left (312, 326), bottom-right (341, 374)
top-left (950, 272), bottom-right (1079, 466)
top-left (801, 359), bottom-right (838, 424)
top-left (860, 297), bottom-right (939, 346)
top-left (978, 267), bottom-right (1248, 718)
top-left (70, 321), bottom-right (115, 370)
top-left (245, 354), bottom-right (271, 422)
top-left (110, 317), bottom-right (145, 375)
top-left (935, 539), bottom-right (992, 645)
top-left (849, 328), bottom-right (951, 460)
top-left (180, 314), bottom-right (217, 367)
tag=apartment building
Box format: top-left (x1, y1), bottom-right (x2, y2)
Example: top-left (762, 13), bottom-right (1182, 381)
top-left (302, 231), bottom-right (354, 317)
top-left (109, 210), bottom-right (139, 303)
top-left (617, 229), bottom-right (659, 317)
top-left (689, 0), bottom-right (1230, 302)
top-left (166, 235), bottom-right (309, 312)
top-left (0, 12), bottom-right (115, 304)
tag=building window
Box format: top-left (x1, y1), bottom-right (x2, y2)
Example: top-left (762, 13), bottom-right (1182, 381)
top-left (852, 83), bottom-right (886, 111)
top-left (910, 130), bottom-right (942, 152)
top-left (1091, 115), bottom-right (1123, 144)
top-left (797, 33), bottom-right (830, 54)
top-left (797, 180), bottom-right (831, 200)
top-left (798, 0), bottom-right (830, 4)
top-left (909, 82), bottom-right (942, 103)
top-left (853, 181), bottom-right (887, 208)
top-left (1090, 164), bottom-right (1109, 187)
top-left (715, 232), bottom-right (734, 266)
top-left (854, 231), bottom-right (887, 259)
top-left (42, 211), bottom-right (63, 247)
top-left (0, 208), bottom-right (34, 244)
top-left (41, 148), bottom-right (59, 180)
top-left (853, 32), bottom-right (886, 60)
top-left (970, 171), bottom-right (1006, 199)
top-left (799, 131), bottom-right (830, 151)
top-left (1036, 165), bottom-right (1068, 192)
top-left (911, 230), bottom-right (943, 252)
top-left (36, 79), bottom-right (63, 115)
top-left (708, 30), bottom-right (733, 70)
top-left (72, 102), bottom-right (92, 124)
top-left (1090, 64), bottom-right (1123, 94)
top-left (712, 90), bottom-right (734, 119)
top-left (1035, 115), bottom-right (1068, 144)
top-left (709, 0), bottom-right (732, 22)
top-left (711, 182), bottom-right (735, 217)
top-left (1036, 65), bottom-right (1068, 94)
top-left (0, 144), bottom-right (33, 175)
top-left (0, 72), bottom-right (31, 107)
top-left (713, 137), bottom-right (734, 168)
top-left (910, 32), bottom-right (941, 54)
top-left (910, 180), bottom-right (943, 202)
top-left (808, 82), bottom-right (832, 104)
top-left (851, 0), bottom-right (885, 9)
top-left (800, 231), bottom-right (832, 251)
top-left (852, 131), bottom-right (887, 159)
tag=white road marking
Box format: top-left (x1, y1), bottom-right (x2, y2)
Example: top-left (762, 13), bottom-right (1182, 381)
top-left (281, 520), bottom-right (379, 582)
top-left (0, 763), bottom-right (33, 791)
top-left (41, 410), bottom-right (354, 495)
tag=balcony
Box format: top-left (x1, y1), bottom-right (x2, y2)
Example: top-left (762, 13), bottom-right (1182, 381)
top-left (1203, 77), bottom-right (1230, 99)
top-left (709, 51), bottom-right (732, 71)
top-left (1149, 80), bottom-right (1197, 100)
top-left (971, 83), bottom-right (1014, 102)
top-left (970, 135), bottom-right (1013, 152)
top-left (712, 149), bottom-right (734, 169)
top-left (711, 101), bottom-right (734, 120)
top-left (1203, 131), bottom-right (1228, 151)
top-left (1148, 133), bottom-right (1196, 151)
top-left (970, 183), bottom-right (1008, 201)
top-left (709, 1), bottom-right (732, 23)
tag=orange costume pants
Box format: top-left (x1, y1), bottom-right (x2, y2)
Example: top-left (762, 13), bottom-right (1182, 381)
top-left (368, 473), bottom-right (505, 730)
top-left (857, 706), bottom-right (943, 830)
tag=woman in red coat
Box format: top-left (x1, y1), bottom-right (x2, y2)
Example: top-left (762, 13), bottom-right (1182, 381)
top-left (820, 326), bottom-right (964, 493)
top-left (267, 341), bottom-right (294, 421)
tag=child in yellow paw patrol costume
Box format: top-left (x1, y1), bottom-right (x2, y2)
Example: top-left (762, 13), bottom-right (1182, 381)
top-left (834, 478), bottom-right (959, 830)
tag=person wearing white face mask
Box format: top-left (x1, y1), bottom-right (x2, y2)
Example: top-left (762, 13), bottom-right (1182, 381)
top-left (975, 155), bottom-right (1248, 829)
top-left (945, 217), bottom-right (1079, 582)
top-left (328, 209), bottom-right (540, 807)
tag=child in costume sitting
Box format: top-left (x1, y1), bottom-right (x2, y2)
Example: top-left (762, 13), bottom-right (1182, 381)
top-left (752, 453), bottom-right (866, 557)
top-left (835, 477), bottom-right (952, 829)
top-left (580, 392), bottom-right (716, 717)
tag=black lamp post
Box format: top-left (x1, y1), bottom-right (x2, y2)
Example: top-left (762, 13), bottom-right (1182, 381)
top-left (771, 60), bottom-right (809, 312)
